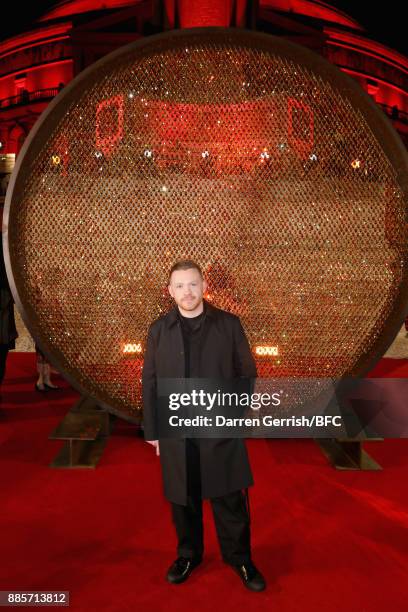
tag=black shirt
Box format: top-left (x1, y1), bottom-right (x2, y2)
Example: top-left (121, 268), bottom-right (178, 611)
top-left (178, 308), bottom-right (206, 378)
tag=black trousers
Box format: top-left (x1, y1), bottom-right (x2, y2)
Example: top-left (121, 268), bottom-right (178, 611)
top-left (171, 438), bottom-right (251, 565)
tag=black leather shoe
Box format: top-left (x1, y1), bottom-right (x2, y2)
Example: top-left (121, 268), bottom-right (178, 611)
top-left (166, 556), bottom-right (202, 584)
top-left (44, 383), bottom-right (61, 390)
top-left (230, 561), bottom-right (266, 592)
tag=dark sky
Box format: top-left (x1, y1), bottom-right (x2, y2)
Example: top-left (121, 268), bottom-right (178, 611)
top-left (1, 1), bottom-right (407, 56)
top-left (331, 1), bottom-right (407, 56)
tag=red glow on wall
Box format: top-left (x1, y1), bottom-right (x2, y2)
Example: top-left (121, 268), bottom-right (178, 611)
top-left (177, 0), bottom-right (233, 28)
top-left (92, 93), bottom-right (318, 173)
top-left (161, 0), bottom-right (363, 30)
top-left (7, 124), bottom-right (26, 155)
top-left (325, 29), bottom-right (408, 73)
top-left (146, 98), bottom-right (279, 173)
top-left (262, 0), bottom-right (362, 31)
top-left (27, 61), bottom-right (72, 90)
top-left (95, 94), bottom-right (124, 156)
top-left (152, 100), bottom-right (273, 143)
top-left (0, 61), bottom-right (72, 108)
top-left (163, 0), bottom-right (248, 28)
top-left (341, 67), bottom-right (406, 110)
top-left (38, 0), bottom-right (137, 23)
top-left (0, 25), bottom-right (71, 56)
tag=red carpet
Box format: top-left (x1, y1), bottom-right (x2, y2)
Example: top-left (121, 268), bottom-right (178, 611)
top-left (1, 353), bottom-right (408, 611)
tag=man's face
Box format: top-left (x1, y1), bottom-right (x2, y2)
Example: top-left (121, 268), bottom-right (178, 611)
top-left (168, 268), bottom-right (207, 313)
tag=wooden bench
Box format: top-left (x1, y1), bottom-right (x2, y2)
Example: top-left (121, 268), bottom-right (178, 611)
top-left (49, 396), bottom-right (113, 468)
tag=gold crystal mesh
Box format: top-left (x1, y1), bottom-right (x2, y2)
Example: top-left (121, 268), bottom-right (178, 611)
top-left (5, 30), bottom-right (408, 422)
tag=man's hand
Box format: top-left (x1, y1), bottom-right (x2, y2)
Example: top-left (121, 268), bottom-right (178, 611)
top-left (146, 440), bottom-right (160, 456)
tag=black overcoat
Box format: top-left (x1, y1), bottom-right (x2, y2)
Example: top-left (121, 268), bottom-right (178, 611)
top-left (142, 300), bottom-right (257, 505)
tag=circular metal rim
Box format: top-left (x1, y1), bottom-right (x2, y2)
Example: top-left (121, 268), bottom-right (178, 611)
top-left (3, 27), bottom-right (408, 422)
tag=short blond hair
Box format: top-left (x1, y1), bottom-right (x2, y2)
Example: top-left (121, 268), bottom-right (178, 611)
top-left (168, 260), bottom-right (203, 283)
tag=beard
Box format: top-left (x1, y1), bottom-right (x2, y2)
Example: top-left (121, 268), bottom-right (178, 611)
top-left (177, 295), bottom-right (202, 311)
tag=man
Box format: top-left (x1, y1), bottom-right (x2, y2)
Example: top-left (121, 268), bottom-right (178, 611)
top-left (142, 260), bottom-right (265, 591)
